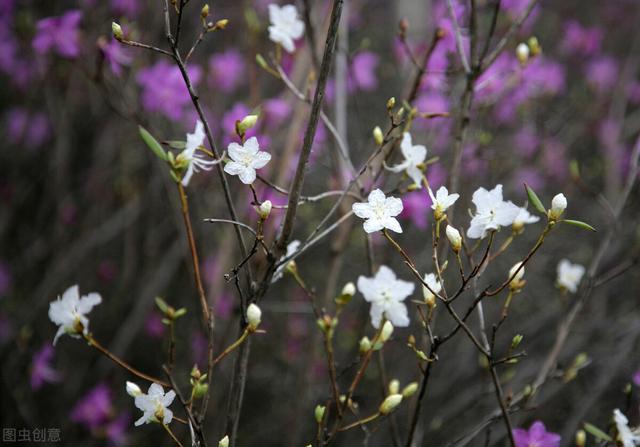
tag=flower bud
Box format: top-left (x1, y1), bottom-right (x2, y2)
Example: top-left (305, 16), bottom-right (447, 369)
top-left (214, 19), bottom-right (229, 30)
top-left (575, 429), bottom-right (586, 447)
top-left (246, 303), bottom-right (261, 330)
top-left (386, 97), bottom-right (396, 110)
top-left (112, 22), bottom-right (123, 41)
top-left (549, 193), bottom-right (567, 220)
top-left (388, 379), bottom-right (400, 395)
top-left (257, 200), bottom-right (272, 219)
top-left (218, 435), bottom-right (229, 447)
top-left (402, 382), bottom-right (419, 398)
top-left (314, 405), bottom-right (325, 423)
top-left (511, 334), bottom-right (523, 350)
top-left (193, 382), bottom-right (209, 398)
top-left (379, 321), bottom-right (394, 343)
top-left (237, 114), bottom-right (258, 135)
top-left (446, 225), bottom-right (462, 252)
top-left (201, 4), bottom-right (210, 18)
top-left (379, 394), bottom-right (403, 415)
top-left (359, 336), bottom-right (371, 353)
top-left (126, 381), bottom-right (142, 397)
top-left (528, 36), bottom-right (541, 56)
top-left (516, 42), bottom-right (529, 64)
top-left (341, 282), bottom-right (356, 297)
top-left (509, 262), bottom-right (525, 290)
top-left (424, 292), bottom-right (436, 309)
top-left (373, 126), bottom-right (384, 145)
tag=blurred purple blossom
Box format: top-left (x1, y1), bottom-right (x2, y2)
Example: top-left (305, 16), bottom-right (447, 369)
top-left (32, 10), bottom-right (83, 59)
top-left (144, 312), bottom-right (166, 338)
top-left (561, 20), bottom-right (603, 56)
top-left (99, 38), bottom-right (133, 77)
top-left (30, 345), bottom-right (61, 390)
top-left (586, 56), bottom-right (618, 93)
top-left (6, 108), bottom-right (52, 149)
top-left (215, 293), bottom-right (234, 321)
top-left (399, 189), bottom-right (431, 230)
top-left (191, 332), bottom-right (208, 367)
top-left (104, 412), bottom-right (130, 446)
top-left (633, 369), bottom-right (640, 386)
top-left (513, 421), bottom-right (560, 447)
top-left (209, 49), bottom-right (246, 93)
top-left (350, 51), bottom-right (379, 91)
top-left (513, 125), bottom-right (539, 158)
top-left (263, 97), bottom-right (292, 129)
top-left (136, 60), bottom-right (202, 121)
top-left (111, 0), bottom-right (140, 17)
top-left (70, 383), bottom-right (113, 430)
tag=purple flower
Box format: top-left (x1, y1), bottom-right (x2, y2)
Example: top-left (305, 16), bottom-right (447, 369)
top-left (561, 20), bottom-right (603, 56)
top-left (30, 345), bottom-right (61, 390)
top-left (263, 97), bottom-right (292, 129)
top-left (32, 10), bottom-right (83, 58)
top-left (586, 56), bottom-right (618, 94)
top-left (350, 51), bottom-right (379, 91)
top-left (144, 312), bottom-right (166, 338)
top-left (513, 421), bottom-right (560, 447)
top-left (513, 125), bottom-right (539, 158)
top-left (208, 49), bottom-right (246, 93)
top-left (399, 189), bottom-right (431, 230)
top-left (136, 60), bottom-right (202, 121)
top-left (111, 0), bottom-right (140, 17)
top-left (104, 412), bottom-right (130, 446)
top-left (99, 38), bottom-right (132, 77)
top-left (70, 383), bottom-right (113, 430)
top-left (215, 293), bottom-right (234, 321)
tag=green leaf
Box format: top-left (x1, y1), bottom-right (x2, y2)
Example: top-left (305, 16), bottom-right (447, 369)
top-left (155, 296), bottom-right (169, 313)
top-left (524, 183), bottom-right (546, 214)
top-left (563, 219), bottom-right (596, 232)
top-left (139, 126), bottom-right (168, 161)
top-left (583, 422), bottom-right (612, 442)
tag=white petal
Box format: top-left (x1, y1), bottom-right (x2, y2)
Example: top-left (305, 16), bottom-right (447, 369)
top-left (227, 142), bottom-right (245, 162)
top-left (384, 197), bottom-right (403, 217)
top-left (163, 408), bottom-right (174, 425)
top-left (148, 383), bottom-right (165, 397)
top-left (363, 218), bottom-right (384, 233)
top-left (466, 221), bottom-right (486, 239)
top-left (352, 202), bottom-right (373, 219)
top-left (52, 325), bottom-right (66, 345)
top-left (391, 279), bottom-right (414, 302)
top-left (238, 167), bottom-right (257, 184)
top-left (385, 301), bottom-right (410, 327)
top-left (77, 292), bottom-right (102, 314)
top-left (375, 265), bottom-right (397, 284)
top-left (181, 164), bottom-right (195, 187)
top-left (367, 189), bottom-right (386, 206)
top-left (244, 137), bottom-right (260, 154)
top-left (162, 390), bottom-right (176, 407)
top-left (357, 276), bottom-right (378, 302)
top-left (383, 217), bottom-right (403, 233)
top-left (224, 161), bottom-right (245, 176)
top-left (406, 165), bottom-right (423, 187)
top-left (250, 151), bottom-right (271, 169)
top-left (369, 303), bottom-right (384, 329)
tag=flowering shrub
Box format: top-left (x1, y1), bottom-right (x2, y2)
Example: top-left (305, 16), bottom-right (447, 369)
top-left (2, 0), bottom-right (640, 446)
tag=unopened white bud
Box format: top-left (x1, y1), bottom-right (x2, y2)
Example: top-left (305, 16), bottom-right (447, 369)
top-left (402, 382), bottom-right (419, 397)
top-left (246, 303), bottom-right (261, 330)
top-left (446, 225), bottom-right (462, 252)
top-left (126, 381), bottom-right (142, 397)
top-left (112, 22), bottom-right (123, 41)
top-left (341, 282), bottom-right (356, 297)
top-left (373, 126), bottom-right (384, 145)
top-left (314, 405), bottom-right (325, 423)
top-left (359, 336), bottom-right (371, 353)
top-left (516, 42), bottom-right (529, 64)
top-left (257, 200), bottom-right (272, 219)
top-left (550, 193), bottom-right (567, 219)
top-left (380, 321), bottom-right (394, 343)
top-left (237, 114), bottom-right (258, 135)
top-left (388, 379), bottom-right (400, 395)
top-left (218, 435), bottom-right (229, 447)
top-left (379, 394), bottom-right (403, 415)
top-left (509, 262), bottom-right (525, 290)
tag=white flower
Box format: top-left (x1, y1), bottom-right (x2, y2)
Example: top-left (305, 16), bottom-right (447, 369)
top-left (445, 225), bottom-right (462, 252)
top-left (246, 303), bottom-right (262, 330)
top-left (550, 193), bottom-right (567, 219)
top-left (257, 200), bottom-right (272, 219)
top-left (422, 273), bottom-right (442, 303)
top-left (268, 4), bottom-right (305, 53)
top-left (224, 137), bottom-right (271, 184)
top-left (271, 240), bottom-right (300, 283)
top-left (428, 186), bottom-right (459, 219)
top-left (178, 120), bottom-right (216, 187)
top-left (614, 409), bottom-right (640, 447)
top-left (386, 133), bottom-right (427, 187)
top-left (352, 189), bottom-right (404, 234)
top-left (126, 381), bottom-right (143, 397)
top-left (467, 184), bottom-right (520, 239)
top-left (133, 383), bottom-right (176, 426)
top-left (556, 259), bottom-right (585, 293)
top-left (357, 265), bottom-right (414, 328)
top-left (513, 207), bottom-right (540, 229)
top-left (48, 285), bottom-right (102, 345)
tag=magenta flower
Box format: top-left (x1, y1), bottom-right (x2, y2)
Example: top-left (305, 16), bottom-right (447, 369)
top-left (350, 51), bottom-right (379, 91)
top-left (561, 20), bottom-right (603, 56)
top-left (99, 38), bottom-right (132, 77)
top-left (513, 421), bottom-right (561, 447)
top-left (104, 412), bottom-right (130, 446)
top-left (263, 98), bottom-right (292, 129)
top-left (136, 60), bottom-right (202, 121)
top-left (30, 345), bottom-right (61, 390)
top-left (70, 383), bottom-right (113, 430)
top-left (208, 49), bottom-right (246, 93)
top-left (586, 56), bottom-right (618, 94)
top-left (32, 10), bottom-right (83, 58)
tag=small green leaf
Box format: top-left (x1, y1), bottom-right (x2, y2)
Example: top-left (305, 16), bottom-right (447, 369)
top-left (174, 308), bottom-right (187, 318)
top-left (165, 140), bottom-right (186, 150)
top-left (255, 54), bottom-right (269, 70)
top-left (139, 126), bottom-right (168, 161)
top-left (563, 219), bottom-right (596, 232)
top-left (524, 183), bottom-right (546, 214)
top-left (583, 422), bottom-right (612, 442)
top-left (155, 296), bottom-right (169, 313)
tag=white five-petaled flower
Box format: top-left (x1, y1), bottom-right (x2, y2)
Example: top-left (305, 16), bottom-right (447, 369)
top-left (556, 259), bottom-right (585, 293)
top-left (178, 120), bottom-right (216, 187)
top-left (271, 240), bottom-right (300, 283)
top-left (352, 189), bottom-right (404, 234)
top-left (422, 273), bottom-right (442, 303)
top-left (133, 383), bottom-right (176, 427)
top-left (224, 137), bottom-right (271, 184)
top-left (613, 409), bottom-right (640, 447)
top-left (267, 4), bottom-right (305, 53)
top-left (467, 184), bottom-right (520, 239)
top-left (48, 285), bottom-right (102, 345)
top-left (513, 207), bottom-right (540, 229)
top-left (357, 265), bottom-right (414, 328)
top-left (428, 186), bottom-right (459, 220)
top-left (386, 133), bottom-right (427, 187)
